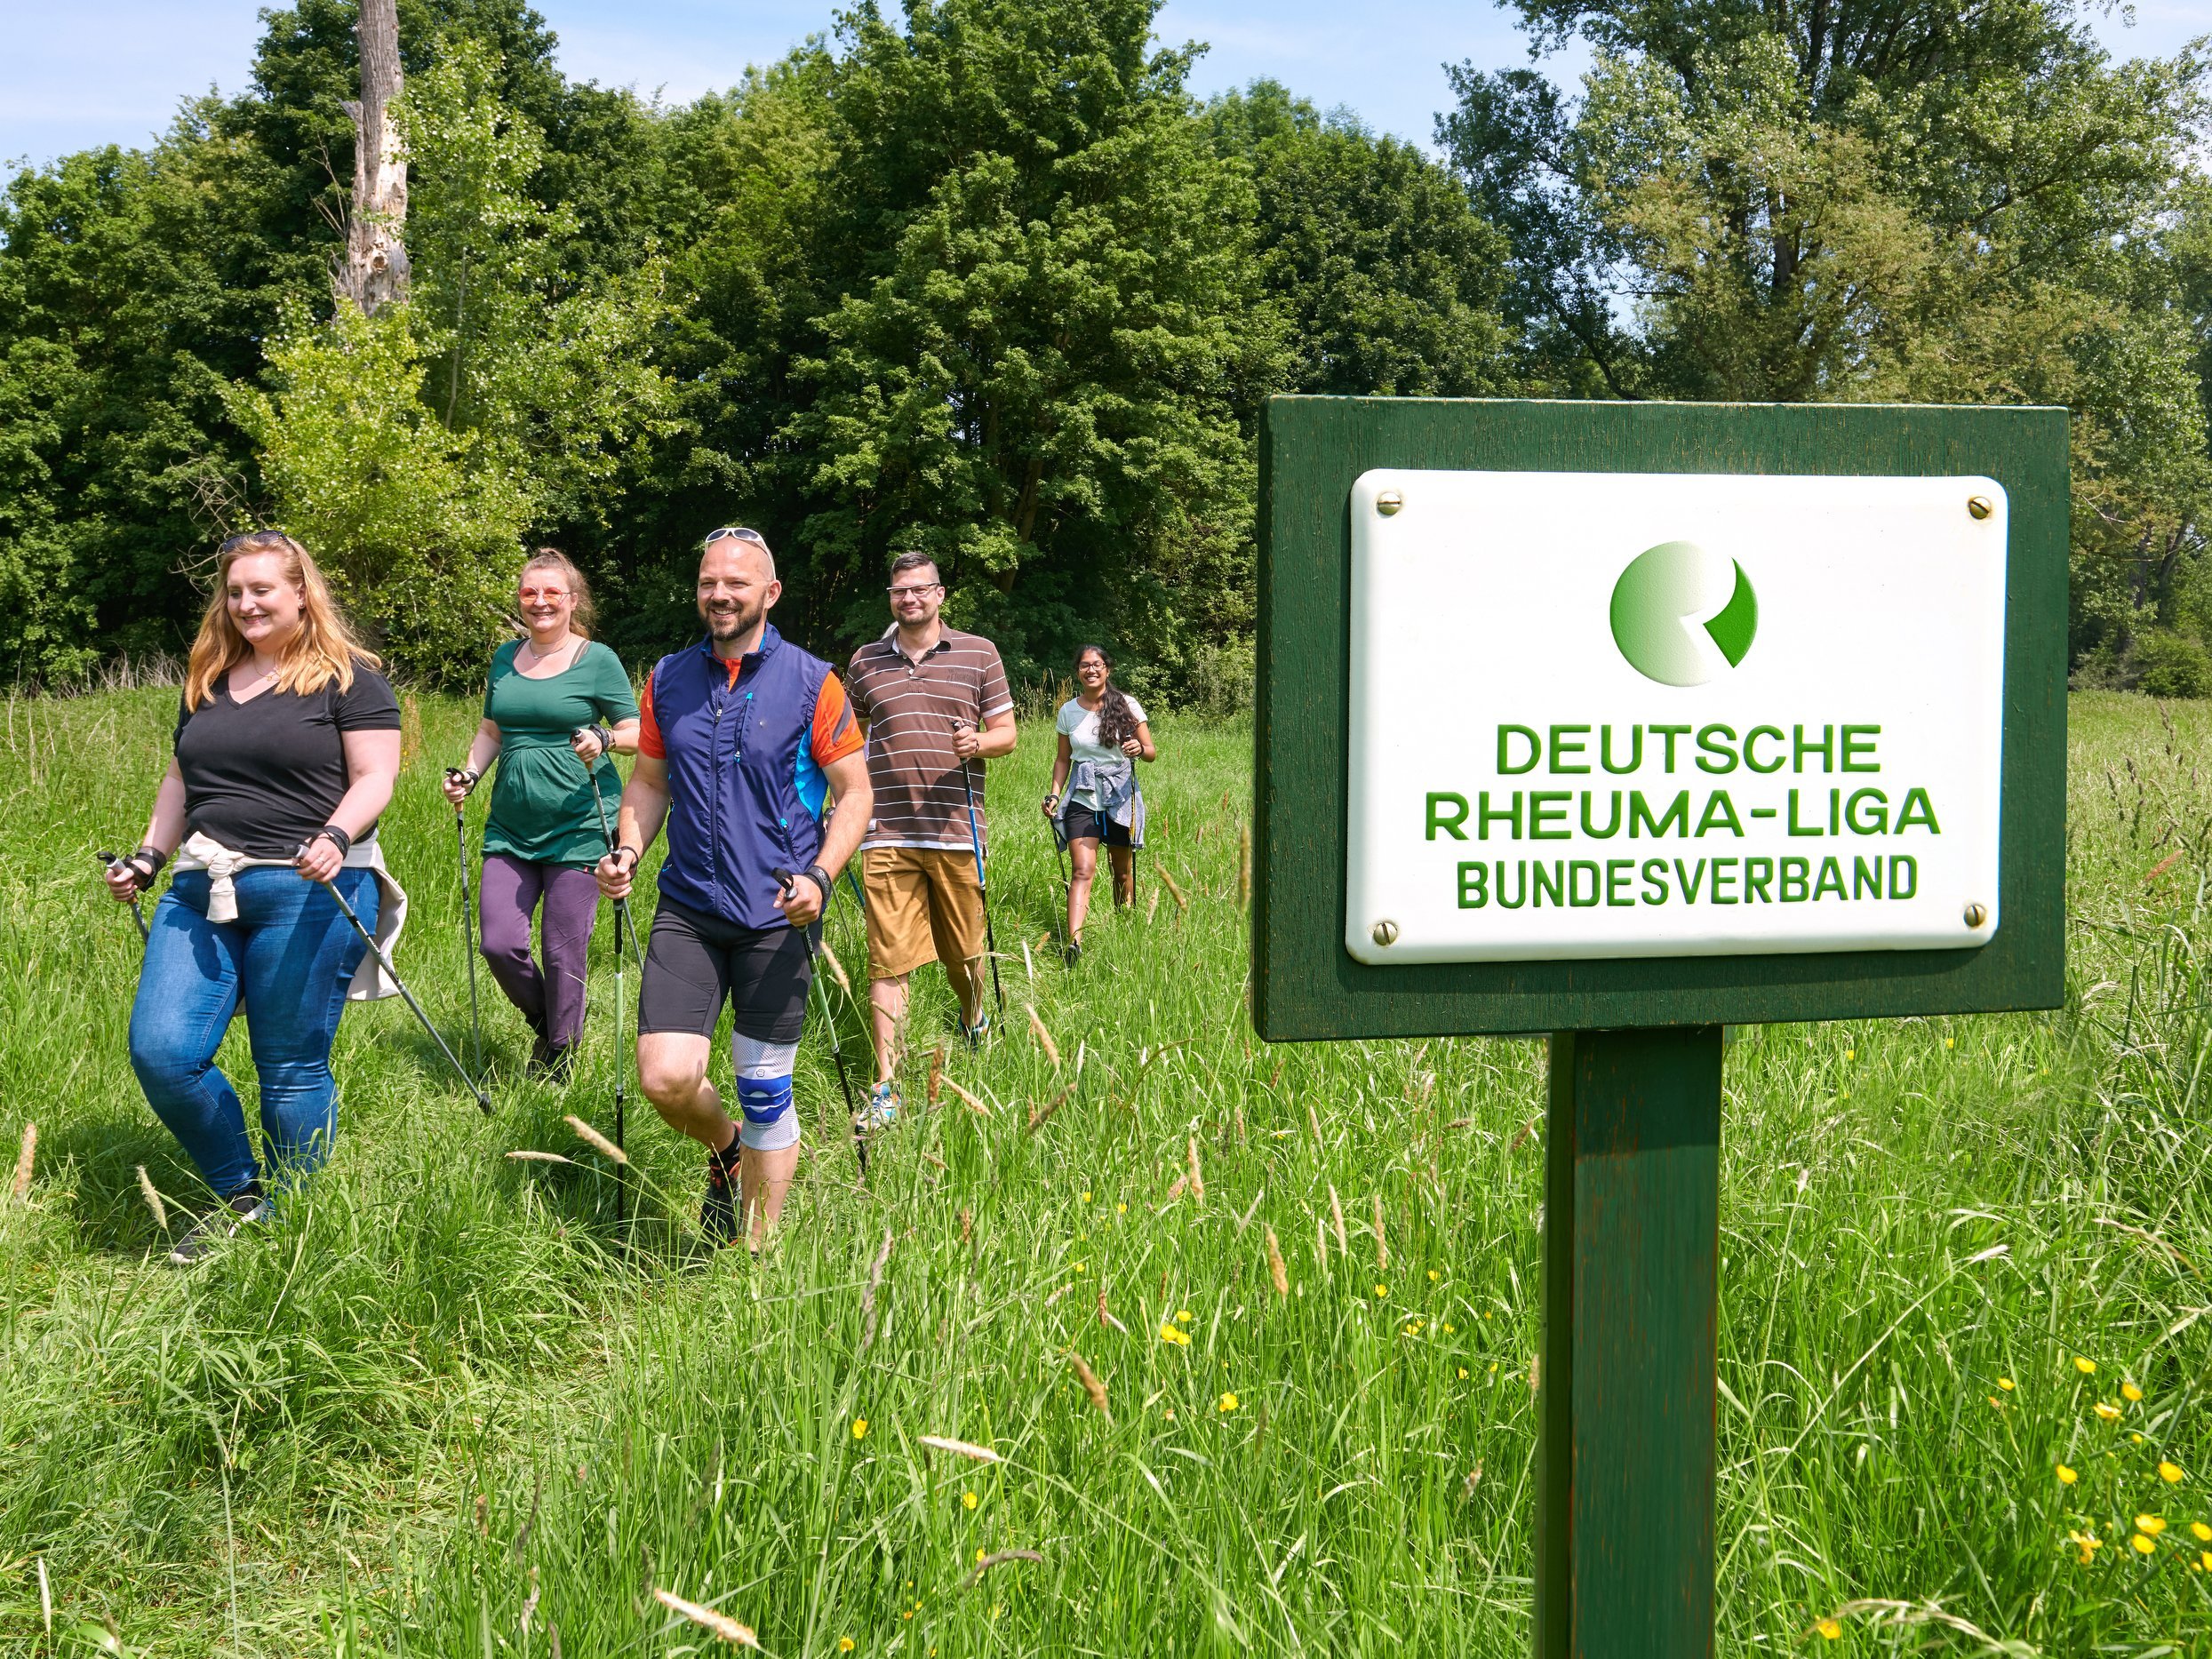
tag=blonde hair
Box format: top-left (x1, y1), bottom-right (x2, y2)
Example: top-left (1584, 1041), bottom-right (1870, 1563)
top-left (184, 532), bottom-right (379, 709)
top-left (521, 547), bottom-right (596, 638)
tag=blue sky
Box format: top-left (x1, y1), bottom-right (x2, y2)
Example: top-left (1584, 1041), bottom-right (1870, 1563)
top-left (4, 0), bottom-right (2206, 171)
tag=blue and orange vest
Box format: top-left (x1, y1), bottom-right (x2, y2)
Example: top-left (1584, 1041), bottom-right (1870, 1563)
top-left (640, 626), bottom-right (859, 931)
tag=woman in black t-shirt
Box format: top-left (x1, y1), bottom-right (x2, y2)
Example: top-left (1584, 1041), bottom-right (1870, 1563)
top-left (103, 531), bottom-right (403, 1266)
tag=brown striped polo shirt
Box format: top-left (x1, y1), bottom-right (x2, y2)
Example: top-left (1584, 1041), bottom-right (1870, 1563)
top-left (846, 626), bottom-right (1015, 852)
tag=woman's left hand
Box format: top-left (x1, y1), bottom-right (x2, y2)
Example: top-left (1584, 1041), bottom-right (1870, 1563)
top-left (294, 833), bottom-right (344, 884)
top-left (1121, 737), bottom-right (1144, 757)
top-left (571, 727), bottom-right (605, 765)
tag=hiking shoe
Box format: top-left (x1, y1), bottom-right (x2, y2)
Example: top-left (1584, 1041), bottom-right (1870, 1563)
top-left (527, 1027), bottom-right (555, 1080)
top-left (1062, 937), bottom-right (1082, 968)
top-left (543, 1042), bottom-right (576, 1087)
top-left (961, 1016), bottom-right (991, 1053)
top-left (699, 1148), bottom-right (739, 1247)
top-left (862, 1080), bottom-right (900, 1131)
top-left (167, 1191), bottom-right (270, 1267)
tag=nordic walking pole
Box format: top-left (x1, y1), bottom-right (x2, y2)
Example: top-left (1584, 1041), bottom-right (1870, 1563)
top-left (97, 851), bottom-right (150, 943)
top-left (777, 867), bottom-right (866, 1183)
top-left (576, 734), bottom-right (632, 1230)
top-left (441, 773), bottom-right (484, 1083)
top-left (950, 719), bottom-right (1005, 1016)
top-left (313, 860), bottom-right (492, 1114)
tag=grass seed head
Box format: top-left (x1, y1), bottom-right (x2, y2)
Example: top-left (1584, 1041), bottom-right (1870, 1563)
top-left (134, 1165), bottom-right (166, 1232)
top-left (563, 1114), bottom-right (627, 1165)
top-left (652, 1587), bottom-right (759, 1647)
top-left (1070, 1351), bottom-right (1110, 1416)
top-left (1329, 1185), bottom-right (1348, 1257)
top-left (928, 1045), bottom-right (946, 1106)
top-left (1266, 1227), bottom-right (1289, 1296)
top-left (12, 1121), bottom-right (34, 1203)
top-left (1027, 1079), bottom-right (1075, 1135)
top-left (1187, 1137), bottom-right (1205, 1204)
top-left (1372, 1192), bottom-right (1387, 1272)
top-left (919, 1434), bottom-right (1002, 1464)
top-left (1026, 1005), bottom-right (1062, 1069)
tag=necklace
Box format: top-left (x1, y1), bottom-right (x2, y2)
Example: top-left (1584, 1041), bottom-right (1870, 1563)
top-left (522, 634), bottom-right (575, 668)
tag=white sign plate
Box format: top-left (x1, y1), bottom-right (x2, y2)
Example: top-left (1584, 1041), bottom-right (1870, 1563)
top-left (1346, 469), bottom-right (2007, 965)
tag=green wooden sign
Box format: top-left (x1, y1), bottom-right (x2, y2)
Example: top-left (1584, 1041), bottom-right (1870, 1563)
top-left (1252, 395), bottom-right (2068, 1041)
top-left (1250, 396), bottom-right (2068, 1659)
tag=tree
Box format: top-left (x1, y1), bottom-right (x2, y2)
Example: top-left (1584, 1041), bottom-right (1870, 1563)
top-left (1208, 82), bottom-right (1511, 399)
top-left (1441, 0), bottom-right (2212, 673)
top-left (780, 0), bottom-right (1283, 688)
top-left (339, 0), bottom-right (411, 313)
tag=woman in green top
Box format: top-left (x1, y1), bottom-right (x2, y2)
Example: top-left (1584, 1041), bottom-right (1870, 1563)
top-left (443, 549), bottom-right (639, 1079)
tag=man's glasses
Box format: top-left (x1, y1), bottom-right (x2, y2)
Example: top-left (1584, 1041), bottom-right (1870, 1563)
top-left (705, 526), bottom-right (768, 548)
top-left (517, 586), bottom-right (569, 602)
top-left (888, 583), bottom-right (944, 599)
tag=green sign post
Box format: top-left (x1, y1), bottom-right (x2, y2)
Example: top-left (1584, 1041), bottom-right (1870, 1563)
top-left (1250, 397), bottom-right (2067, 1656)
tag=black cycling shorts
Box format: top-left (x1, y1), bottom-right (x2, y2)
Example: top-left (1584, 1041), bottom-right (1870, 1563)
top-left (638, 895), bottom-right (812, 1042)
top-left (1061, 802), bottom-right (1133, 848)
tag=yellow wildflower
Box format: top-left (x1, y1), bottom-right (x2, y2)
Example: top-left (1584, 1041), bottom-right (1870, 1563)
top-left (2132, 1533), bottom-right (2156, 1554)
top-left (840, 1641), bottom-right (856, 1654)
top-left (1074, 1262), bottom-right (1086, 1273)
top-left (2136, 1515), bottom-right (2167, 1535)
top-left (2192, 1521), bottom-right (2211, 1543)
top-left (1374, 1284), bottom-right (1388, 1298)
top-left (1116, 1201), bottom-right (1127, 1214)
top-left (2057, 1464), bottom-right (2078, 1485)
top-left (1997, 1377), bottom-right (2015, 1392)
top-left (1988, 1396), bottom-right (2001, 1409)
top-left (962, 1490), bottom-right (978, 1510)
top-left (2075, 1356), bottom-right (2097, 1375)
top-left (2096, 1401), bottom-right (2123, 1422)
top-left (2070, 1529), bottom-right (2101, 1562)
top-left (1844, 1048), bottom-right (1855, 1060)
top-left (1428, 1269), bottom-right (1440, 1281)
top-left (852, 1417), bottom-right (869, 1440)
top-left (1218, 1392), bottom-right (1238, 1412)
top-left (2160, 1462), bottom-right (2185, 1485)
top-left (1944, 1036), bottom-right (1954, 1049)
top-left (2202, 1551), bottom-right (2212, 1572)
top-left (1817, 1618), bottom-right (1841, 1640)
top-left (1176, 1309), bottom-right (1193, 1324)
top-left (2122, 1381), bottom-right (2144, 1402)
top-left (1082, 1190), bottom-right (1092, 1202)
top-left (1158, 1322), bottom-right (1190, 1346)
top-left (1442, 1320), bottom-right (1456, 1333)
top-left (1458, 1368), bottom-right (1469, 1380)
top-left (976, 1548), bottom-right (986, 1563)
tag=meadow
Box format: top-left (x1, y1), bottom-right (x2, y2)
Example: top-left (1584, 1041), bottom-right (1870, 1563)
top-left (0, 686), bottom-right (2207, 1656)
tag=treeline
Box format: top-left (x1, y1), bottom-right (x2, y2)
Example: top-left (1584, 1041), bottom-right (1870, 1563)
top-left (3, 0), bottom-right (2209, 699)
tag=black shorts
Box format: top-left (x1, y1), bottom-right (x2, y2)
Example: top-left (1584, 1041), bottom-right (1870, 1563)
top-left (638, 896), bottom-right (812, 1042)
top-left (1062, 802), bottom-right (1132, 848)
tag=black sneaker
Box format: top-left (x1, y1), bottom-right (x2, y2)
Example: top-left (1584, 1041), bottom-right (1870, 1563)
top-left (1063, 937), bottom-right (1082, 968)
top-left (544, 1043), bottom-right (575, 1087)
top-left (526, 1027), bottom-right (555, 1080)
top-left (167, 1190), bottom-right (270, 1267)
top-left (699, 1147), bottom-right (739, 1247)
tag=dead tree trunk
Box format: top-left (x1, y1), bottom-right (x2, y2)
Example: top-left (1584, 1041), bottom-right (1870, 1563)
top-left (338, 0), bottom-right (410, 315)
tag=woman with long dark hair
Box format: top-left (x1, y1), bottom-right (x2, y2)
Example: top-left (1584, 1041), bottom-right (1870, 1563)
top-left (1042, 644), bottom-right (1156, 965)
top-left (443, 548), bottom-right (638, 1080)
top-left (104, 531), bottom-right (403, 1264)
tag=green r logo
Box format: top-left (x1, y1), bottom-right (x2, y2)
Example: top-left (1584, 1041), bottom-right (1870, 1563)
top-left (1609, 540), bottom-right (1758, 687)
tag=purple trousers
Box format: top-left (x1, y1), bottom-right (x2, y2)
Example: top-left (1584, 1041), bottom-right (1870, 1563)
top-left (479, 853), bottom-right (603, 1053)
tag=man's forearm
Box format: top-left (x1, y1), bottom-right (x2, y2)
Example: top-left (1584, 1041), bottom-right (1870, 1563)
top-left (819, 787), bottom-right (870, 880)
top-left (618, 779), bottom-right (671, 857)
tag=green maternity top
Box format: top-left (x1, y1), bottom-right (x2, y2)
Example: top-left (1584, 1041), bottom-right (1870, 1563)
top-left (482, 639), bottom-right (639, 867)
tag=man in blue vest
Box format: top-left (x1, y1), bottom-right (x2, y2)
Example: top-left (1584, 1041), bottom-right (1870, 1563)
top-left (595, 528), bottom-right (871, 1248)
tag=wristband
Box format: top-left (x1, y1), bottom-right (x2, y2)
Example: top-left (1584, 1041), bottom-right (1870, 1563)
top-left (132, 844), bottom-right (170, 879)
top-left (803, 863), bottom-right (834, 904)
top-left (312, 825), bottom-right (353, 858)
top-left (614, 844), bottom-right (642, 873)
top-left (589, 723), bottom-right (614, 754)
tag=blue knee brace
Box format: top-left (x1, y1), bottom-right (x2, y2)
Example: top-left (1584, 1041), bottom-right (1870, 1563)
top-left (732, 1034), bottom-right (802, 1151)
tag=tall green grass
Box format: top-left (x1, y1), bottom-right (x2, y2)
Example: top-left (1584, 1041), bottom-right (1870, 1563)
top-left (0, 688), bottom-right (2205, 1655)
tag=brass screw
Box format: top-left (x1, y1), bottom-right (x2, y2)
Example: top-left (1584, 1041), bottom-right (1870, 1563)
top-left (1371, 920), bottom-right (1400, 947)
top-left (1967, 495), bottom-right (1992, 521)
top-left (1963, 902), bottom-right (1988, 929)
top-left (1376, 490), bottom-right (1403, 517)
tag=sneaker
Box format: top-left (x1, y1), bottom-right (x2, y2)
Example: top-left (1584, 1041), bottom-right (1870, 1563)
top-left (961, 1016), bottom-right (991, 1053)
top-left (526, 1027), bottom-right (555, 1080)
top-left (1062, 937), bottom-right (1082, 968)
top-left (862, 1080), bottom-right (900, 1130)
top-left (699, 1147), bottom-right (739, 1247)
top-left (167, 1191), bottom-right (270, 1267)
top-left (543, 1042), bottom-right (575, 1087)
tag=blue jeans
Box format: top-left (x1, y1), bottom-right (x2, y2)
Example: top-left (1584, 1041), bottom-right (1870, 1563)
top-left (129, 865), bottom-right (377, 1199)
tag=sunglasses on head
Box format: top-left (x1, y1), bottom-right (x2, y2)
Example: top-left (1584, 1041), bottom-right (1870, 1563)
top-left (220, 530), bottom-right (294, 554)
top-left (704, 526), bottom-right (767, 548)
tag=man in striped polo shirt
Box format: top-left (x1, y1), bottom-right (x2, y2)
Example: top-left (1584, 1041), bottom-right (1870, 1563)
top-left (846, 552), bottom-right (1016, 1121)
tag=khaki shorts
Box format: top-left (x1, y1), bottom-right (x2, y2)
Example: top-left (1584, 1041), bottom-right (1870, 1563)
top-left (862, 846), bottom-right (986, 982)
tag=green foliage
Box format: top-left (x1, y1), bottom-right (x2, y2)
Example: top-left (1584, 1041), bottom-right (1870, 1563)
top-left (228, 36), bottom-right (675, 680)
top-left (1441, 0), bottom-right (2212, 674)
top-left (2132, 629), bottom-right (2212, 698)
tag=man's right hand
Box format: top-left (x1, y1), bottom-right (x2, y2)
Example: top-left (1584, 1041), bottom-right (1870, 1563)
top-left (595, 847), bottom-right (638, 899)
